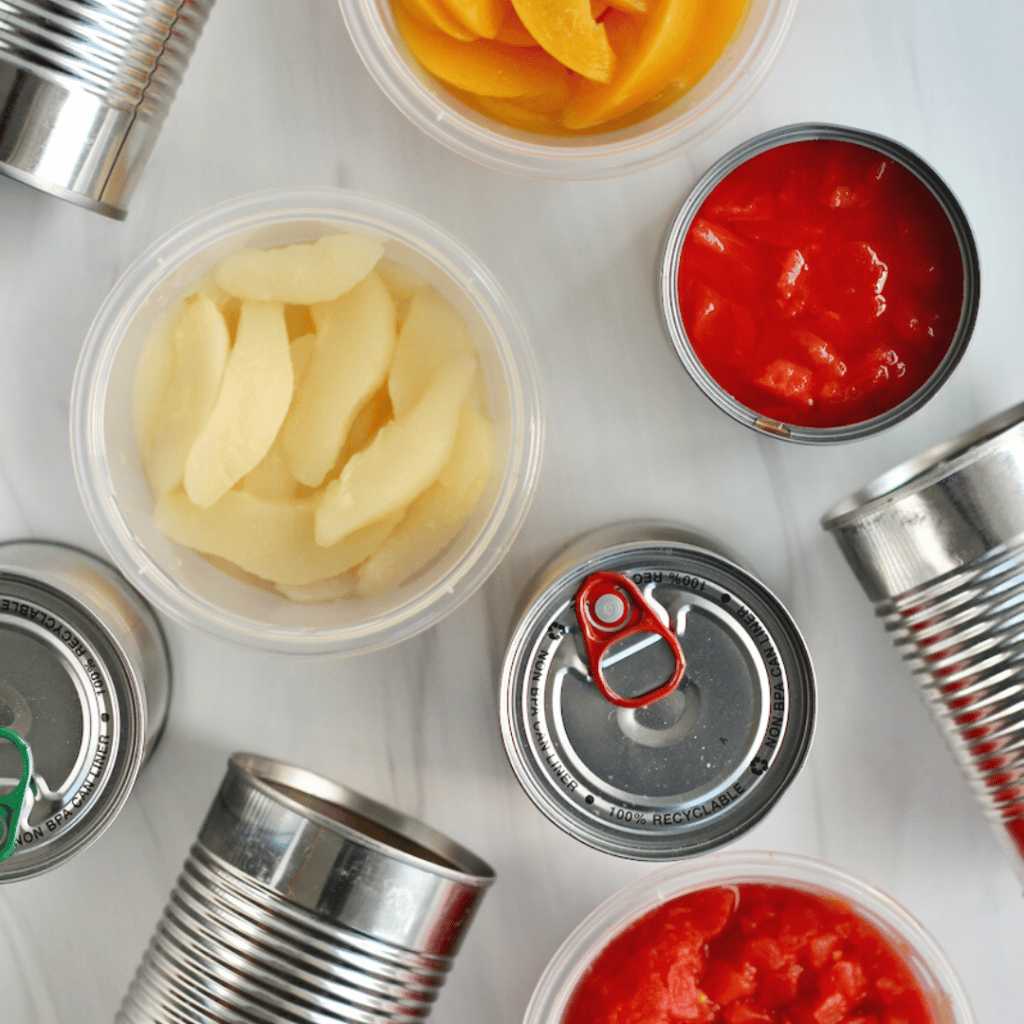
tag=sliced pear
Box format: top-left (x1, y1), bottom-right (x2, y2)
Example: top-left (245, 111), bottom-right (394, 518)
top-left (357, 405), bottom-right (494, 594)
top-left (214, 234), bottom-right (384, 305)
top-left (389, 286), bottom-right (473, 416)
top-left (440, 0), bottom-right (503, 37)
top-left (184, 301), bottom-right (293, 508)
top-left (155, 490), bottom-right (401, 586)
top-left (282, 273), bottom-right (396, 488)
top-left (242, 334), bottom-right (315, 500)
top-left (337, 387), bottom-right (393, 471)
top-left (402, 0), bottom-right (477, 40)
top-left (276, 574), bottom-right (357, 603)
top-left (143, 295), bottom-right (230, 497)
top-left (134, 319), bottom-right (175, 460)
top-left (510, 0), bottom-right (615, 82)
top-left (395, 6), bottom-right (567, 98)
top-left (316, 354), bottom-right (476, 546)
top-left (562, 0), bottom-right (702, 130)
top-left (284, 304), bottom-right (316, 339)
top-left (376, 258), bottom-right (425, 325)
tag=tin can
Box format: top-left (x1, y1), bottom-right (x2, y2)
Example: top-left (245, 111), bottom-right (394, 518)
top-left (500, 522), bottom-right (816, 861)
top-left (0, 0), bottom-right (216, 219)
top-left (117, 753), bottom-right (495, 1023)
top-left (0, 540), bottom-right (170, 883)
top-left (823, 402), bottom-right (1024, 878)
top-left (659, 123), bottom-right (980, 444)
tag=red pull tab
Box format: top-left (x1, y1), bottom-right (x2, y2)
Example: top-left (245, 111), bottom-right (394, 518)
top-left (574, 571), bottom-right (685, 709)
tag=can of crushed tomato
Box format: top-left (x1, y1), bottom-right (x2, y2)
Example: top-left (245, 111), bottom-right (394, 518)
top-left (499, 523), bottom-right (816, 861)
top-left (0, 540), bottom-right (170, 883)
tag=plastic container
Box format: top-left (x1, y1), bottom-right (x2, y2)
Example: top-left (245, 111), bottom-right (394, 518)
top-left (71, 189), bottom-right (543, 655)
top-left (524, 851), bottom-right (975, 1024)
top-left (341, 0), bottom-right (799, 180)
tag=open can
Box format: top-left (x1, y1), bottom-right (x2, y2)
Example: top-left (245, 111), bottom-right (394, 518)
top-left (0, 540), bottom-right (170, 882)
top-left (500, 523), bottom-right (816, 861)
top-left (118, 753), bottom-right (495, 1023)
top-left (823, 402), bottom-right (1024, 879)
top-left (659, 123), bottom-right (980, 444)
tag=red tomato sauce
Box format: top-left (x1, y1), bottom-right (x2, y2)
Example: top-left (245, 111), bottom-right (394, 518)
top-left (563, 884), bottom-right (934, 1024)
top-left (677, 140), bottom-right (964, 429)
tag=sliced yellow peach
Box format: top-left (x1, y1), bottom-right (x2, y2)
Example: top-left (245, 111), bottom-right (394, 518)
top-left (184, 301), bottom-right (293, 508)
top-left (357, 405), bottom-right (494, 594)
top-left (607, 0), bottom-right (645, 10)
top-left (316, 354), bottom-right (476, 546)
top-left (214, 234), bottom-right (384, 305)
top-left (510, 0), bottom-right (614, 83)
top-left (396, 6), bottom-right (566, 98)
top-left (389, 286), bottom-right (473, 416)
top-left (440, 0), bottom-right (503, 37)
top-left (469, 95), bottom-right (563, 132)
top-left (143, 295), bottom-right (230, 497)
top-left (402, 0), bottom-right (477, 40)
top-left (282, 273), bottom-right (396, 488)
top-left (563, 0), bottom-right (702, 130)
top-left (155, 490), bottom-right (401, 586)
top-left (242, 334), bottom-right (316, 500)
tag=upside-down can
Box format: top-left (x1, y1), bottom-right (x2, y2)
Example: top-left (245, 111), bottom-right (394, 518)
top-left (0, 0), bottom-right (216, 219)
top-left (118, 753), bottom-right (496, 1023)
top-left (823, 402), bottom-right (1024, 878)
top-left (0, 540), bottom-right (170, 882)
top-left (500, 522), bottom-right (816, 861)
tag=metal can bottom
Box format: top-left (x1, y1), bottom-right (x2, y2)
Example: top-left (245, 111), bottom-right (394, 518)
top-left (501, 521), bottom-right (816, 861)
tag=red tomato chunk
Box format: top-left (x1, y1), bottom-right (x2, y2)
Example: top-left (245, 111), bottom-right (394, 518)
top-left (677, 140), bottom-right (963, 429)
top-left (562, 885), bottom-right (934, 1024)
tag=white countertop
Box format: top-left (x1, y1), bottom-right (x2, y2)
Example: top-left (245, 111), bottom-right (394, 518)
top-left (1, 0), bottom-right (1022, 1020)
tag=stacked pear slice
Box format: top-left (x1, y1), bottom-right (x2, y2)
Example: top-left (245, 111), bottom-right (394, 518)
top-left (135, 234), bottom-right (495, 600)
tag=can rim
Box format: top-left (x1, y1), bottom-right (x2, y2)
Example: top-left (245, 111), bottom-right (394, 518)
top-left (822, 400), bottom-right (1024, 528)
top-left (658, 122), bottom-right (981, 445)
top-left (229, 753), bottom-right (496, 886)
top-left (500, 528), bottom-right (816, 861)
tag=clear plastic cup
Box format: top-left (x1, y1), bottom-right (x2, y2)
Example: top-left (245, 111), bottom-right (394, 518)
top-left (341, 0), bottom-right (800, 180)
top-left (71, 189), bottom-right (544, 655)
top-left (524, 851), bottom-right (975, 1024)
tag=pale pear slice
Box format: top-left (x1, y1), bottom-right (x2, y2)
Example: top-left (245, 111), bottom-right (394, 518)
top-left (194, 275), bottom-right (241, 337)
top-left (184, 301), bottom-right (293, 508)
top-left (156, 490), bottom-right (401, 586)
top-left (276, 574), bottom-right (357, 603)
top-left (143, 295), bottom-right (230, 497)
top-left (357, 405), bottom-right (494, 595)
top-left (316, 354), bottom-right (476, 547)
top-left (282, 273), bottom-right (396, 488)
top-left (134, 319), bottom-right (175, 459)
top-left (242, 333), bottom-right (316, 500)
top-left (510, 0), bottom-right (615, 82)
top-left (285, 304), bottom-right (316, 339)
top-left (310, 261), bottom-right (422, 330)
top-left (388, 286), bottom-right (473, 416)
top-left (336, 387), bottom-right (393, 472)
top-left (214, 234), bottom-right (384, 305)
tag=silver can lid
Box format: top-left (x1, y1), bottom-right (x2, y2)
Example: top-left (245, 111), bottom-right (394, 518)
top-left (823, 402), bottom-right (1024, 602)
top-left (0, 566), bottom-right (146, 882)
top-left (500, 528), bottom-right (816, 861)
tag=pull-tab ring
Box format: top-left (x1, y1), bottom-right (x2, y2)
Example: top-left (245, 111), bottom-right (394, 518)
top-left (0, 727), bottom-right (33, 862)
top-left (574, 572), bottom-right (686, 709)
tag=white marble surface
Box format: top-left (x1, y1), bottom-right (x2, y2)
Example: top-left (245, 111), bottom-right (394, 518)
top-left (2, 0), bottom-right (1023, 1020)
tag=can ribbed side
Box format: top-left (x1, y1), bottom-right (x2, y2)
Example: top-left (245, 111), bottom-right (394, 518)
top-left (881, 539), bottom-right (1024, 858)
top-left (0, 0), bottom-right (213, 116)
top-left (116, 844), bottom-right (454, 1024)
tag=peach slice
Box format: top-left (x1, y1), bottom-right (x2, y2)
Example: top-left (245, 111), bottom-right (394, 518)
top-left (509, 0), bottom-right (614, 83)
top-left (563, 0), bottom-right (703, 130)
top-left (439, 0), bottom-right (503, 37)
top-left (607, 0), bottom-right (645, 10)
top-left (396, 6), bottom-right (565, 97)
top-left (402, 0), bottom-right (477, 40)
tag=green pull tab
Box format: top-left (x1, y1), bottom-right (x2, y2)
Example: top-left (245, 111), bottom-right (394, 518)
top-left (0, 726), bottom-right (33, 863)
